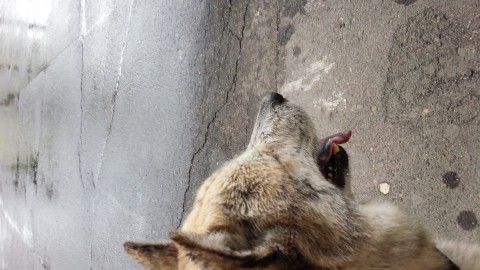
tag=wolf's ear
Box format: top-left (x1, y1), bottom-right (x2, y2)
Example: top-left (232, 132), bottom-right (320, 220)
top-left (170, 231), bottom-right (278, 268)
top-left (123, 241), bottom-right (178, 270)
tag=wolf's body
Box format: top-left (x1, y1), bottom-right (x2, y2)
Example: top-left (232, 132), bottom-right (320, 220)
top-left (125, 93), bottom-right (479, 269)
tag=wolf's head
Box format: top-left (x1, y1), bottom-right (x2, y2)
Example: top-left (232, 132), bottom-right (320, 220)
top-left (247, 92), bottom-right (318, 158)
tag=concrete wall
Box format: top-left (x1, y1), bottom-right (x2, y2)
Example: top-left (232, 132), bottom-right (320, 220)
top-left (1, 0), bottom-right (209, 268)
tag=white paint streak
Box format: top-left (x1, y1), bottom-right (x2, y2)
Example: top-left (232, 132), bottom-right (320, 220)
top-left (313, 90), bottom-right (346, 111)
top-left (306, 60), bottom-right (335, 74)
top-left (0, 196), bottom-right (33, 249)
top-left (281, 58), bottom-right (335, 93)
top-left (0, 196), bottom-right (49, 267)
top-left (115, 0), bottom-right (136, 85)
top-left (80, 0), bottom-right (87, 38)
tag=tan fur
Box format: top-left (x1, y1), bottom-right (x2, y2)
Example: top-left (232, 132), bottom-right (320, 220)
top-left (123, 242), bottom-right (178, 270)
top-left (437, 240), bottom-right (480, 270)
top-left (124, 93), bottom-right (476, 269)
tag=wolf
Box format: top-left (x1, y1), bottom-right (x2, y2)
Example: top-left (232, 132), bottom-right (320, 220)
top-left (124, 92), bottom-right (479, 269)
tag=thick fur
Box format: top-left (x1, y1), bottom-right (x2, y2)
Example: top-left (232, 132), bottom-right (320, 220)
top-left (437, 241), bottom-right (480, 270)
top-left (124, 93), bottom-right (479, 269)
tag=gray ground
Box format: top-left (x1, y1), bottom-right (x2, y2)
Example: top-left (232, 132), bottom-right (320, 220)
top-left (0, 0), bottom-right (478, 269)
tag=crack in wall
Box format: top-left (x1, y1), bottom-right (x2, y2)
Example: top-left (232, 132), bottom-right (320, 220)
top-left (37, 68), bottom-right (46, 190)
top-left (87, 2), bottom-right (135, 269)
top-left (94, 0), bottom-right (136, 188)
top-left (78, 0), bottom-right (87, 191)
top-left (78, 42), bottom-right (85, 190)
top-left (177, 0), bottom-right (251, 229)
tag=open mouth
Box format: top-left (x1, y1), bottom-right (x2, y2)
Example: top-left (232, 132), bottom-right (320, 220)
top-left (315, 130), bottom-right (352, 188)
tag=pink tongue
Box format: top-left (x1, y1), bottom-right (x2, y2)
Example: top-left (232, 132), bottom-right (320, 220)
top-left (329, 130), bottom-right (351, 145)
top-left (317, 130), bottom-right (352, 162)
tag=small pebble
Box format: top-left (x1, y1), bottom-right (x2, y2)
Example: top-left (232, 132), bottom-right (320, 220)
top-left (464, 68), bottom-right (473, 78)
top-left (371, 106), bottom-right (377, 112)
top-left (379, 183), bottom-right (390, 194)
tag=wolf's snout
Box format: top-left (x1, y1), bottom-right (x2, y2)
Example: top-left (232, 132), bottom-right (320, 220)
top-left (263, 92), bottom-right (285, 105)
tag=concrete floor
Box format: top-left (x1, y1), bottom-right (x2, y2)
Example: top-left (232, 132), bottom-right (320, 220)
top-left (0, 0), bottom-right (478, 269)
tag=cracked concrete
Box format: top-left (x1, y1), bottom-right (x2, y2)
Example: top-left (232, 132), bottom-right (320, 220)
top-left (78, 41), bottom-right (86, 190)
top-left (93, 0), bottom-right (136, 190)
top-left (179, 0), bottom-right (252, 225)
top-left (179, 0), bottom-right (276, 220)
top-left (78, 0), bottom-right (87, 191)
top-left (1, 0), bottom-right (479, 269)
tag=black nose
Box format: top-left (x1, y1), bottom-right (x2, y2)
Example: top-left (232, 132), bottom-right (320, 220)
top-left (263, 92), bottom-right (285, 104)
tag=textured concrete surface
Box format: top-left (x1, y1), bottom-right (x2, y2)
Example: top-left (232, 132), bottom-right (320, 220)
top-left (274, 0), bottom-right (480, 242)
top-left (0, 0), bottom-right (479, 269)
top-left (1, 0), bottom-right (208, 269)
